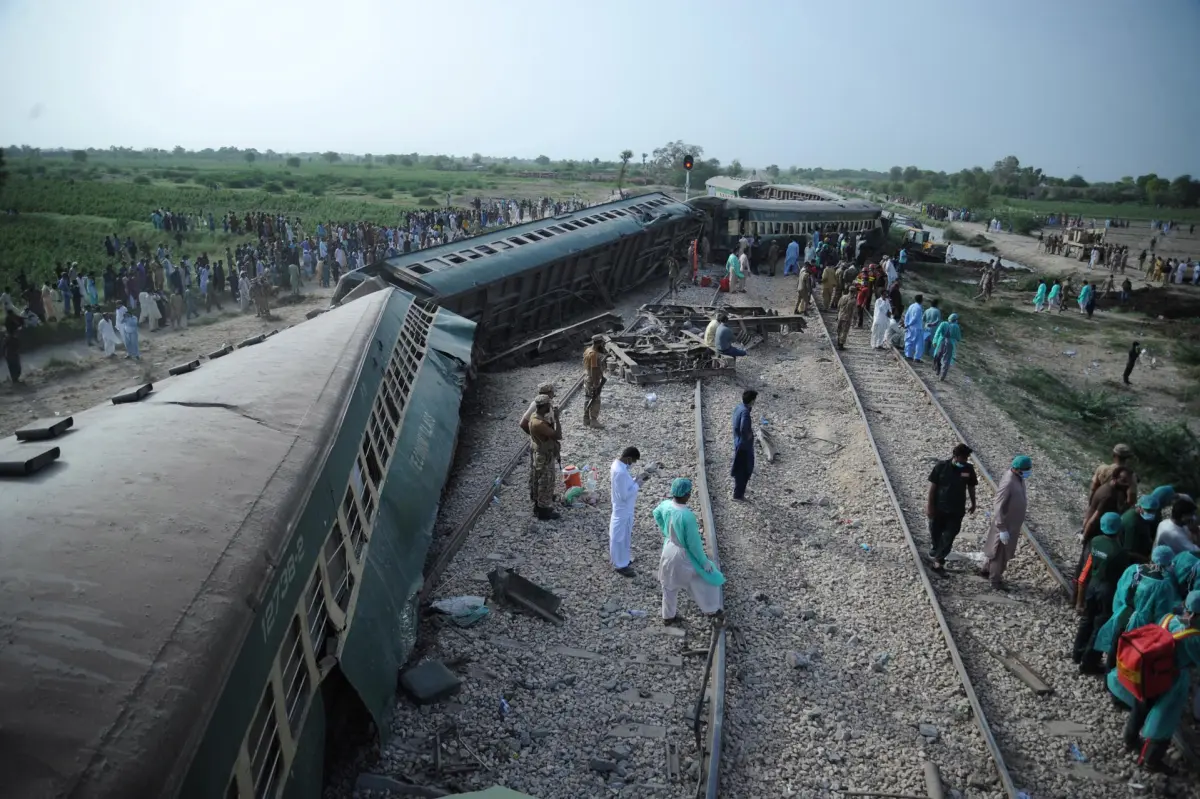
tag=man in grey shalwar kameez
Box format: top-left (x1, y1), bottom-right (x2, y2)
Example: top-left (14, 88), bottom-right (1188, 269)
top-left (980, 455), bottom-right (1031, 590)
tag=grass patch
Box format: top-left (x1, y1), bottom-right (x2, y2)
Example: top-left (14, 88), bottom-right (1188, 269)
top-left (40, 355), bottom-right (94, 375)
top-left (995, 367), bottom-right (1197, 493)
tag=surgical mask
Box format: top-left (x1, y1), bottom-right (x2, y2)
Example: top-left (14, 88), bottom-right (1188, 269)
top-left (953, 461), bottom-right (966, 469)
top-left (1020, 470), bottom-right (1032, 480)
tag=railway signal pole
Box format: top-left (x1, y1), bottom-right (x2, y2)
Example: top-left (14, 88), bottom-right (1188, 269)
top-left (683, 154), bottom-right (694, 200)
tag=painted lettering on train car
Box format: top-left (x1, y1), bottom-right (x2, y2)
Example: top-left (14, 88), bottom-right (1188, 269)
top-left (262, 533), bottom-right (307, 643)
top-left (409, 412), bottom-right (436, 472)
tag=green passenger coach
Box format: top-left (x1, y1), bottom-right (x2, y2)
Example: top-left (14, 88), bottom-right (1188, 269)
top-left (0, 287), bottom-right (475, 799)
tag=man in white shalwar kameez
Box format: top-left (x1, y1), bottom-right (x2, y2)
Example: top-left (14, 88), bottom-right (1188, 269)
top-left (609, 447), bottom-right (646, 576)
top-left (653, 478), bottom-right (725, 625)
top-left (113, 304), bottom-right (129, 349)
top-left (870, 294), bottom-right (891, 349)
top-left (97, 313), bottom-right (118, 356)
top-left (239, 273), bottom-right (251, 313)
top-left (138, 291), bottom-right (161, 330)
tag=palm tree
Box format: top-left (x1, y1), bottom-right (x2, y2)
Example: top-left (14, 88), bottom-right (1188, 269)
top-left (641, 153), bottom-right (647, 167)
top-left (618, 150), bottom-right (633, 189)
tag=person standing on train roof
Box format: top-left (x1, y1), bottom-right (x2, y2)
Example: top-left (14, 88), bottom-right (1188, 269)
top-left (1110, 590), bottom-right (1200, 773)
top-left (979, 455), bottom-right (1031, 591)
top-left (730, 390), bottom-right (757, 501)
top-left (654, 478), bottom-right (725, 626)
top-left (1093, 545), bottom-right (1178, 671)
top-left (784, 239), bottom-right (800, 276)
top-left (902, 294), bottom-right (926, 362)
top-left (609, 446), bottom-right (645, 578)
top-left (582, 335), bottom-right (607, 429)
top-left (925, 443), bottom-right (978, 573)
top-left (1073, 512), bottom-right (1131, 674)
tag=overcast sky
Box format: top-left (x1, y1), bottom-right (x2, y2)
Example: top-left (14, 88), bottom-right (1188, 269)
top-left (1, 0), bottom-right (1196, 181)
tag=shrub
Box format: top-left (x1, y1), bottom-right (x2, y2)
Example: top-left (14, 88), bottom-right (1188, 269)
top-left (411, 187), bottom-right (432, 198)
top-left (375, 189), bottom-right (393, 199)
top-left (263, 182), bottom-right (283, 194)
top-left (418, 196), bottom-right (439, 207)
top-left (133, 175), bottom-right (151, 185)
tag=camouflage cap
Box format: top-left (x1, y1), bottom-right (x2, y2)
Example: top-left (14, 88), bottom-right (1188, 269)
top-left (534, 394), bottom-right (552, 406)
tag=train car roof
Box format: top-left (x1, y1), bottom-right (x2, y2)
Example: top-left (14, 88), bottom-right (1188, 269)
top-left (765, 182), bottom-right (845, 200)
top-left (692, 197), bottom-right (882, 214)
top-left (704, 176), bottom-right (767, 191)
top-left (0, 289), bottom-right (465, 799)
top-left (342, 192), bottom-right (702, 300)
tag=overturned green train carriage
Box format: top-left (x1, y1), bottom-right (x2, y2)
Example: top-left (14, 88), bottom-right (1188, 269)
top-left (0, 288), bottom-right (475, 799)
top-left (332, 192), bottom-right (706, 363)
top-left (688, 195), bottom-right (889, 265)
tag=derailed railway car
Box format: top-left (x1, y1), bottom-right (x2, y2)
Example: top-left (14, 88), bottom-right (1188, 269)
top-left (333, 192), bottom-right (705, 361)
top-left (0, 288), bottom-right (475, 799)
top-left (688, 195), bottom-right (889, 265)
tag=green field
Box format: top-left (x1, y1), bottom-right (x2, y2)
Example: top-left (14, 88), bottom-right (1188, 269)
top-left (0, 152), bottom-right (623, 288)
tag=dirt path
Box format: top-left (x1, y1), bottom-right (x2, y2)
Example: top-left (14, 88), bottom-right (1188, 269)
top-left (1, 287), bottom-right (335, 437)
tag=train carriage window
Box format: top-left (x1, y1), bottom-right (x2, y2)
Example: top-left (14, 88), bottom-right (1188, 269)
top-left (559, 222), bottom-right (578, 230)
top-left (461, 250), bottom-right (482, 260)
top-left (507, 237), bottom-right (528, 246)
top-left (475, 244), bottom-right (496, 255)
top-left (324, 534), bottom-right (351, 613)
top-left (611, 210), bottom-right (628, 217)
top-left (248, 687), bottom-right (283, 799)
top-left (535, 229), bottom-right (554, 238)
top-left (600, 212), bottom-right (616, 220)
top-left (443, 253), bottom-right (465, 265)
top-left (344, 481), bottom-right (368, 554)
top-left (727, 219), bottom-right (739, 236)
top-left (548, 226), bottom-right (567, 233)
top-left (280, 616), bottom-right (311, 736)
top-left (408, 264), bottom-right (432, 275)
top-left (773, 222), bottom-right (781, 235)
top-left (304, 569), bottom-right (332, 658)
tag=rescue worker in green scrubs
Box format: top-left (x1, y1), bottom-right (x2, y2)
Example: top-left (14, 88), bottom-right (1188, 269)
top-left (1073, 512), bottom-right (1130, 674)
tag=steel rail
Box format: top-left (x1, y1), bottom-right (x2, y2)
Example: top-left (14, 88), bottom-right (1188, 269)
top-left (886, 348), bottom-right (1072, 595)
top-left (890, 338), bottom-right (1200, 770)
top-left (811, 304), bottom-right (1019, 799)
top-left (421, 283), bottom-right (673, 603)
top-left (692, 379), bottom-right (726, 799)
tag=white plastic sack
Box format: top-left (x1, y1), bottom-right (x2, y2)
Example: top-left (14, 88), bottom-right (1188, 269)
top-left (431, 596), bottom-right (485, 616)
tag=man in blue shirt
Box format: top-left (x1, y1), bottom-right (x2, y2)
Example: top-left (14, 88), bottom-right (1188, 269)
top-left (714, 314), bottom-right (746, 357)
top-left (731, 390), bottom-right (757, 500)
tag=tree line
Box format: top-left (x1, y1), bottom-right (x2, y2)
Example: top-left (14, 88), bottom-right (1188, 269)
top-left (846, 156), bottom-right (1200, 209)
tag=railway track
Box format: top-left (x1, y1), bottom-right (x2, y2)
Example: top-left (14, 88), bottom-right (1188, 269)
top-left (812, 303), bottom-right (1197, 796)
top-left (421, 282), bottom-right (674, 604)
top-left (387, 280), bottom-right (732, 797)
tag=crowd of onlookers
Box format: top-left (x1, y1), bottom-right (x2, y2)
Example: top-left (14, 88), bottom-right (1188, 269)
top-left (1, 195), bottom-right (593, 383)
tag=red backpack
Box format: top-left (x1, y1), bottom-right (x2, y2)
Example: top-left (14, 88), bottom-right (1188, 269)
top-left (1116, 614), bottom-right (1199, 702)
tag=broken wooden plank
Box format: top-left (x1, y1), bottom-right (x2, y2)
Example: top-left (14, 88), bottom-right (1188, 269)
top-left (991, 651), bottom-right (1053, 695)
